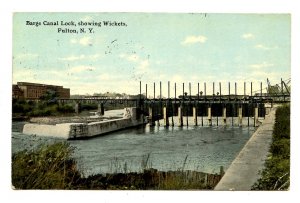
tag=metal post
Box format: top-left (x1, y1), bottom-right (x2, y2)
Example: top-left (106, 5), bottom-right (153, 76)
top-left (197, 82), bottom-right (199, 101)
top-left (260, 82), bottom-right (262, 101)
top-left (140, 81), bottom-right (141, 100)
top-left (175, 82), bottom-right (177, 101)
top-left (154, 82), bottom-right (156, 100)
top-left (189, 82), bottom-right (191, 99)
top-left (244, 82), bottom-right (246, 98)
top-left (213, 82), bottom-right (215, 101)
top-left (235, 82), bottom-right (237, 100)
top-left (228, 82), bottom-right (230, 100)
top-left (204, 82), bottom-right (206, 100)
top-left (168, 81), bottom-right (170, 99)
top-left (219, 82), bottom-right (221, 100)
top-left (146, 84), bottom-right (148, 99)
top-left (183, 83), bottom-right (185, 100)
top-left (160, 81), bottom-right (162, 99)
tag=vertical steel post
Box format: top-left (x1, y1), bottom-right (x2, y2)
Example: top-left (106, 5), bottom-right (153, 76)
top-left (228, 82), bottom-right (230, 100)
top-left (160, 81), bottom-right (162, 99)
top-left (235, 82), bottom-right (237, 99)
top-left (204, 82), bottom-right (206, 99)
top-left (183, 83), bottom-right (185, 100)
top-left (139, 81), bottom-right (142, 110)
top-left (244, 82), bottom-right (246, 97)
top-left (146, 84), bottom-right (148, 99)
top-left (168, 81), bottom-right (170, 99)
top-left (154, 82), bottom-right (156, 100)
top-left (175, 82), bottom-right (177, 100)
top-left (189, 82), bottom-right (191, 99)
top-left (213, 82), bottom-right (215, 101)
top-left (219, 82), bottom-right (221, 100)
top-left (197, 82), bottom-right (199, 101)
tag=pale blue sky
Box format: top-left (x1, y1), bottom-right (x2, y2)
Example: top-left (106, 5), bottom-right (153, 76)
top-left (13, 13), bottom-right (290, 96)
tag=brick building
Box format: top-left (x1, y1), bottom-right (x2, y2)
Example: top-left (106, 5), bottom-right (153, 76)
top-left (12, 82), bottom-right (70, 99)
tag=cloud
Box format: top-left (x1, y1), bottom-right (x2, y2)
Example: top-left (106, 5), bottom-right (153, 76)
top-left (181, 35), bottom-right (207, 45)
top-left (59, 55), bottom-right (86, 61)
top-left (70, 39), bottom-right (77, 44)
top-left (79, 37), bottom-right (92, 46)
top-left (98, 73), bottom-right (111, 80)
top-left (69, 65), bottom-right (95, 73)
top-left (254, 44), bottom-right (276, 50)
top-left (249, 62), bottom-right (274, 69)
top-left (242, 33), bottom-right (254, 39)
top-left (14, 53), bottom-right (38, 60)
top-left (127, 54), bottom-right (140, 62)
top-left (80, 15), bottom-right (93, 21)
top-left (70, 36), bottom-right (93, 46)
top-left (119, 53), bottom-right (139, 62)
top-left (59, 54), bottom-right (101, 61)
top-left (137, 60), bottom-right (149, 71)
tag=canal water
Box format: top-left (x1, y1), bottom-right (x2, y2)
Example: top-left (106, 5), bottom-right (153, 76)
top-left (12, 116), bottom-right (256, 177)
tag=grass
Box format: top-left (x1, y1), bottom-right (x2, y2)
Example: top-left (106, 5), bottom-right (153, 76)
top-left (12, 143), bottom-right (222, 190)
top-left (12, 142), bottom-right (81, 189)
top-left (251, 104), bottom-right (290, 190)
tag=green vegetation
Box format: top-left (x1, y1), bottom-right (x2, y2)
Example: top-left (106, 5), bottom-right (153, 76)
top-left (80, 103), bottom-right (98, 111)
top-left (252, 104), bottom-right (290, 190)
top-left (12, 142), bottom-right (81, 189)
top-left (12, 142), bottom-right (222, 190)
top-left (12, 99), bottom-right (75, 117)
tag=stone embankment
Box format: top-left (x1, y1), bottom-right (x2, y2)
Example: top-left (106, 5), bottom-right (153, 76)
top-left (214, 107), bottom-right (277, 190)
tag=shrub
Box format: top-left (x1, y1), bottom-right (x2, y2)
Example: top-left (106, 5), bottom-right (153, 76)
top-left (12, 142), bottom-right (82, 189)
top-left (57, 104), bottom-right (75, 113)
top-left (252, 104), bottom-right (290, 190)
top-left (80, 103), bottom-right (98, 111)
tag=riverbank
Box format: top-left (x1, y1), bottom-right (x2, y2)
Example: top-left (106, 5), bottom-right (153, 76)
top-left (12, 142), bottom-right (222, 190)
top-left (251, 104), bottom-right (290, 190)
top-left (214, 106), bottom-right (287, 190)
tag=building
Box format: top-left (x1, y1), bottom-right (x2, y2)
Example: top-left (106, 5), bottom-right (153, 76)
top-left (12, 82), bottom-right (70, 99)
top-left (12, 84), bottom-right (24, 99)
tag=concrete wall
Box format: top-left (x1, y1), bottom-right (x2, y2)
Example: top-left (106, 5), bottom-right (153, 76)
top-left (23, 123), bottom-right (74, 139)
top-left (23, 107), bottom-right (144, 139)
top-left (87, 118), bottom-right (134, 137)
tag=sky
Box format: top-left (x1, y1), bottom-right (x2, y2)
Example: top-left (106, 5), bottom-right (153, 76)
top-left (13, 13), bottom-right (291, 97)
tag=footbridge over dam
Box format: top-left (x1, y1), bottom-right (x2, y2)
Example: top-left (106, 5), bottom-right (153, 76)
top-left (54, 80), bottom-right (290, 127)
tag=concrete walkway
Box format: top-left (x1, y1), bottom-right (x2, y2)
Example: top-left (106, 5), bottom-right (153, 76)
top-left (214, 107), bottom-right (277, 191)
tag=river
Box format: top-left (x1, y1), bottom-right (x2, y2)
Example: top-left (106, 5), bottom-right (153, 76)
top-left (12, 113), bottom-right (256, 177)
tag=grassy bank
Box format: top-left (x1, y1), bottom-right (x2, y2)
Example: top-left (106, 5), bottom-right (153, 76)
top-left (12, 142), bottom-right (222, 190)
top-left (251, 104), bottom-right (290, 190)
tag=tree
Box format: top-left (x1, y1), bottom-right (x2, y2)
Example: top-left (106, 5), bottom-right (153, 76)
top-left (39, 89), bottom-right (59, 105)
